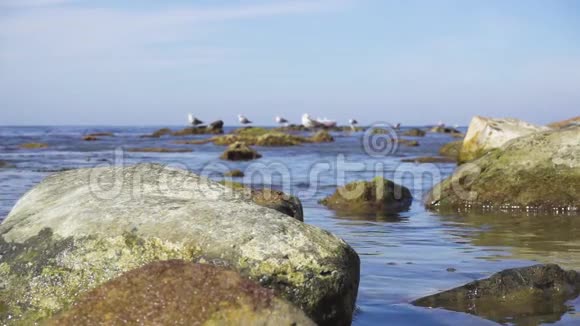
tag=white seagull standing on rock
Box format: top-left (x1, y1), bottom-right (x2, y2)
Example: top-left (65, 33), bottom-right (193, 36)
top-left (188, 114), bottom-right (203, 127)
top-left (302, 114), bottom-right (320, 128)
top-left (275, 116), bottom-right (289, 126)
top-left (349, 119), bottom-right (358, 131)
top-left (238, 114), bottom-right (252, 125)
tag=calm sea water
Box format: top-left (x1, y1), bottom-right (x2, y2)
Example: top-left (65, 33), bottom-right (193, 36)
top-left (1, 126), bottom-right (579, 325)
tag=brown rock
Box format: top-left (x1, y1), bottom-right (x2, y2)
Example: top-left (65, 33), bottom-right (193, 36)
top-left (48, 260), bottom-right (315, 326)
top-left (310, 130), bottom-right (334, 143)
top-left (20, 142), bottom-right (48, 149)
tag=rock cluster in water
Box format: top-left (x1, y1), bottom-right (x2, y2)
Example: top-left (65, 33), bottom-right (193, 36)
top-left (0, 164), bottom-right (359, 325)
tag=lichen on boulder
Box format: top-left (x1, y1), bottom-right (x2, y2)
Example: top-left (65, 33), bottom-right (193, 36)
top-left (459, 116), bottom-right (548, 163)
top-left (0, 164), bottom-right (359, 325)
top-left (320, 177), bottom-right (413, 216)
top-left (220, 142), bottom-right (262, 161)
top-left (426, 127), bottom-right (580, 213)
top-left (48, 260), bottom-right (315, 326)
top-left (439, 140), bottom-right (463, 161)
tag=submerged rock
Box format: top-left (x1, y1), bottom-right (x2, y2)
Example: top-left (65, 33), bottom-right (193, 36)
top-left (220, 142), bottom-right (262, 161)
top-left (548, 116), bottom-right (580, 129)
top-left (85, 132), bottom-right (114, 137)
top-left (429, 125), bottom-right (463, 136)
top-left (20, 142), bottom-right (48, 149)
top-left (320, 177), bottom-right (413, 216)
top-left (143, 127), bottom-right (173, 138)
top-left (126, 147), bottom-right (192, 153)
top-left (398, 139), bottom-right (419, 147)
top-left (82, 135), bottom-right (98, 141)
top-left (224, 169), bottom-right (244, 177)
top-left (426, 127), bottom-right (580, 213)
top-left (402, 128), bottom-right (426, 137)
top-left (439, 140), bottom-right (463, 160)
top-left (460, 116), bottom-right (548, 163)
top-left (401, 157), bottom-right (456, 164)
top-left (0, 161), bottom-right (14, 169)
top-left (0, 164), bottom-right (359, 325)
top-left (310, 130), bottom-right (334, 143)
top-left (48, 260), bottom-right (315, 326)
top-left (413, 264), bottom-right (580, 325)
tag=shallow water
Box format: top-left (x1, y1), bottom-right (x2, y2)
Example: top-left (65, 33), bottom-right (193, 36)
top-left (1, 126), bottom-right (579, 325)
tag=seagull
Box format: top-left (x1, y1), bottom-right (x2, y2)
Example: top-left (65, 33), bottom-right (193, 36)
top-left (238, 114), bottom-right (252, 125)
top-left (316, 117), bottom-right (337, 128)
top-left (275, 116), bottom-right (289, 126)
top-left (395, 122), bottom-right (401, 130)
top-left (302, 114), bottom-right (320, 128)
top-left (188, 114), bottom-right (203, 127)
top-left (349, 119), bottom-right (358, 131)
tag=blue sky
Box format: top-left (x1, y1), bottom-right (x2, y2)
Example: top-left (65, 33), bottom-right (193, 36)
top-left (1, 0), bottom-right (579, 126)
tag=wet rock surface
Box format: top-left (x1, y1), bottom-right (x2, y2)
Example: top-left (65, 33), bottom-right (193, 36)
top-left (413, 264), bottom-right (580, 325)
top-left (320, 177), bottom-right (413, 216)
top-left (426, 127), bottom-right (580, 213)
top-left (48, 260), bottom-right (315, 326)
top-left (438, 140), bottom-right (463, 161)
top-left (0, 164), bottom-right (359, 325)
top-left (402, 128), bottom-right (426, 137)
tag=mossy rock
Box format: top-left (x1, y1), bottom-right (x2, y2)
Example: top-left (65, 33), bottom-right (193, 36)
top-left (224, 169), bottom-right (244, 177)
top-left (0, 164), bottom-right (359, 325)
top-left (402, 128), bottom-right (426, 137)
top-left (429, 125), bottom-right (463, 136)
top-left (439, 141), bottom-right (463, 160)
top-left (413, 264), bottom-right (580, 325)
top-left (320, 177), bottom-right (413, 216)
top-left (212, 132), bottom-right (308, 147)
top-left (220, 142), bottom-right (262, 161)
top-left (172, 126), bottom-right (223, 136)
top-left (48, 260), bottom-right (315, 326)
top-left (232, 127), bottom-right (271, 136)
top-left (20, 142), bottom-right (48, 149)
top-left (310, 130), bottom-right (334, 143)
top-left (426, 127), bottom-right (580, 213)
top-left (126, 147), bottom-right (192, 153)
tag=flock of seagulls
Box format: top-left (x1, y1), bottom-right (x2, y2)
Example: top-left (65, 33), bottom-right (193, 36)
top-left (188, 113), bottom-right (360, 129)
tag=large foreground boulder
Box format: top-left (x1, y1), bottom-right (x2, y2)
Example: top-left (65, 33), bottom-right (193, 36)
top-left (320, 177), bottom-right (413, 216)
top-left (426, 127), bottom-right (580, 213)
top-left (459, 116), bottom-right (548, 163)
top-left (413, 264), bottom-right (580, 325)
top-left (0, 164), bottom-right (359, 325)
top-left (48, 260), bottom-right (315, 326)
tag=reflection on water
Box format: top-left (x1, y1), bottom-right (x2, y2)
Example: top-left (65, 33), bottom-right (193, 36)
top-left (438, 211), bottom-right (580, 270)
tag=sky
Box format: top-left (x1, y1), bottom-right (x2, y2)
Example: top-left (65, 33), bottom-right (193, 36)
top-left (0, 0), bottom-right (579, 126)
